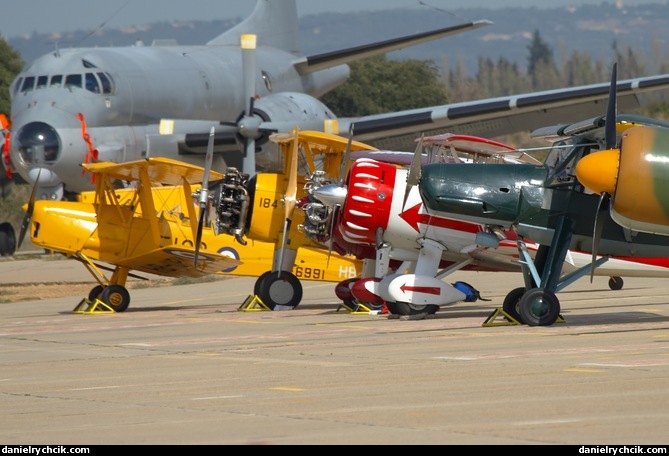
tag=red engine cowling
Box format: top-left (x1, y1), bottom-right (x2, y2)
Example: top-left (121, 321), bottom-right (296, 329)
top-left (337, 158), bottom-right (398, 246)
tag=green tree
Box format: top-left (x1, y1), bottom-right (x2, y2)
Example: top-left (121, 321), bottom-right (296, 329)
top-left (446, 58), bottom-right (481, 103)
top-left (319, 55), bottom-right (449, 117)
top-left (0, 37), bottom-right (24, 117)
top-left (0, 38), bottom-right (25, 240)
top-left (527, 29), bottom-right (560, 90)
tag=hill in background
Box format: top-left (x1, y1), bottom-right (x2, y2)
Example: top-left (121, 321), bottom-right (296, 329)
top-left (6, 3), bottom-right (669, 76)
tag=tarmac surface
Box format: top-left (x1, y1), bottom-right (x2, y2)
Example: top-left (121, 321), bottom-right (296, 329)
top-left (1, 256), bottom-right (669, 445)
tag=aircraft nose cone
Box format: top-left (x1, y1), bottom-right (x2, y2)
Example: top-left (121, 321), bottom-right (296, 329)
top-left (575, 148), bottom-right (620, 195)
top-left (312, 184), bottom-right (348, 208)
top-left (14, 121), bottom-right (61, 166)
top-left (238, 116), bottom-right (262, 140)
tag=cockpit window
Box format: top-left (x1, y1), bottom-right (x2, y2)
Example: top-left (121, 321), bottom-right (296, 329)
top-left (15, 71), bottom-right (114, 95)
top-left (20, 76), bottom-right (35, 93)
top-left (85, 73), bottom-right (100, 93)
top-left (12, 77), bottom-right (23, 95)
top-left (36, 76), bottom-right (48, 89)
top-left (65, 74), bottom-right (82, 89)
top-left (97, 72), bottom-right (113, 94)
top-left (82, 59), bottom-right (97, 69)
top-left (49, 75), bottom-right (62, 88)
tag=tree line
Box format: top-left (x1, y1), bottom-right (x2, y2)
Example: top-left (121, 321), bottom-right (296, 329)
top-left (2, 29), bottom-right (669, 121)
top-left (321, 29), bottom-right (669, 119)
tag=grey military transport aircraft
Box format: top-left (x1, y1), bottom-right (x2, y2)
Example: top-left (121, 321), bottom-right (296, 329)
top-left (3, 0), bottom-right (669, 256)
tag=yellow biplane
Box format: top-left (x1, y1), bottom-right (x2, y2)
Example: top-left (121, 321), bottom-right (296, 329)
top-left (21, 129), bottom-right (362, 312)
top-left (207, 127), bottom-right (379, 310)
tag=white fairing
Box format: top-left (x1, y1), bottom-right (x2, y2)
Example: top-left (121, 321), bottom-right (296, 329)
top-left (379, 273), bottom-right (466, 306)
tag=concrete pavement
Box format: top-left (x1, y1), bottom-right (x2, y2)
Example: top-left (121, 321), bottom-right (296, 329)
top-left (1, 256), bottom-right (668, 445)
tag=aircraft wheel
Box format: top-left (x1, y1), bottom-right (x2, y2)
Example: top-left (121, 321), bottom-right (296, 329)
top-left (385, 301), bottom-right (400, 315)
top-left (0, 222), bottom-right (16, 256)
top-left (100, 285), bottom-right (131, 312)
top-left (88, 285), bottom-right (105, 302)
top-left (254, 271), bottom-right (274, 296)
top-left (335, 278), bottom-right (360, 311)
top-left (393, 301), bottom-right (439, 316)
top-left (502, 287), bottom-right (526, 324)
top-left (518, 288), bottom-right (560, 327)
top-left (256, 271), bottom-right (302, 310)
top-left (608, 276), bottom-right (624, 291)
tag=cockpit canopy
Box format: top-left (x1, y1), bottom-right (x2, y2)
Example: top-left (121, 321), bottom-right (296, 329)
top-left (12, 59), bottom-right (114, 96)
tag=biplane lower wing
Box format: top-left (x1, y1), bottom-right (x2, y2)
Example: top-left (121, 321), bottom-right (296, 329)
top-left (115, 245), bottom-right (243, 279)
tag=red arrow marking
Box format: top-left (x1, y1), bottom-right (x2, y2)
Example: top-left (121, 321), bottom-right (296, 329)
top-left (400, 202), bottom-right (482, 234)
top-left (400, 283), bottom-right (441, 295)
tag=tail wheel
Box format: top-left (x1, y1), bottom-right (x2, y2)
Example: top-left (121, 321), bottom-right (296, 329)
top-left (100, 285), bottom-right (131, 312)
top-left (256, 271), bottom-right (303, 310)
top-left (502, 287), bottom-right (526, 324)
top-left (518, 288), bottom-right (560, 327)
top-left (608, 276), bottom-right (624, 290)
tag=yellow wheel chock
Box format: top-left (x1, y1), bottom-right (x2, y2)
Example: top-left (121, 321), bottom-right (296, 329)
top-left (73, 298), bottom-right (115, 314)
top-left (483, 308), bottom-right (565, 327)
top-left (238, 295), bottom-right (272, 311)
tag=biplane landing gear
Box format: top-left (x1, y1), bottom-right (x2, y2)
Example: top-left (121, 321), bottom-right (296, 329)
top-left (88, 285), bottom-right (104, 302)
top-left (99, 285), bottom-right (131, 312)
top-left (254, 271), bottom-right (302, 310)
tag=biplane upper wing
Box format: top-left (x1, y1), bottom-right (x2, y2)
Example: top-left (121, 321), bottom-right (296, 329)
top-left (348, 133), bottom-right (541, 166)
top-left (114, 244), bottom-right (242, 279)
top-left (82, 157), bottom-right (225, 186)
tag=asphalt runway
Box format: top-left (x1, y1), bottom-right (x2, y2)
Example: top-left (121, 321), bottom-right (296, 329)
top-left (1, 257), bottom-right (669, 445)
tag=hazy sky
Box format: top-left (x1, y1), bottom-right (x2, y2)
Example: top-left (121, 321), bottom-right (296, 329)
top-left (1, 0), bottom-right (658, 39)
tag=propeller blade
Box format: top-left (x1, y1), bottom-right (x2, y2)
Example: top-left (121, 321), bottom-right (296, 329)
top-left (325, 205), bottom-right (340, 268)
top-left (241, 34), bottom-right (257, 117)
top-left (590, 192), bottom-right (610, 282)
top-left (193, 127), bottom-right (215, 267)
top-left (276, 127), bottom-right (300, 276)
top-left (241, 34), bottom-right (258, 176)
top-left (338, 123), bottom-right (355, 185)
top-left (605, 62), bottom-right (618, 150)
top-left (17, 169), bottom-right (41, 250)
top-left (586, 62), bottom-right (616, 281)
top-left (403, 134), bottom-right (424, 210)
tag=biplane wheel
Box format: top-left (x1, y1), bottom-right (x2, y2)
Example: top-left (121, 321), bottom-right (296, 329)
top-left (88, 285), bottom-right (104, 302)
top-left (0, 222), bottom-right (16, 256)
top-left (253, 271), bottom-right (274, 296)
top-left (502, 287), bottom-right (526, 324)
top-left (256, 271), bottom-right (302, 310)
top-left (100, 285), bottom-right (131, 312)
top-left (392, 302), bottom-right (439, 316)
top-left (608, 276), bottom-right (624, 290)
top-left (518, 288), bottom-right (560, 327)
